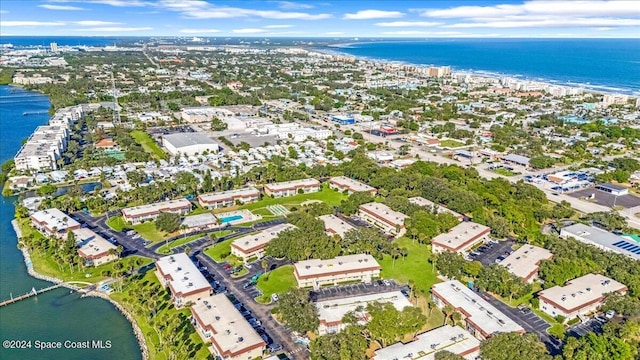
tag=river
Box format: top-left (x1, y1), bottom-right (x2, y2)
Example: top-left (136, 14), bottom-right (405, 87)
top-left (0, 85), bottom-right (141, 360)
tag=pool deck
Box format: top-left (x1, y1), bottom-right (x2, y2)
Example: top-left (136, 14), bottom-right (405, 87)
top-left (215, 209), bottom-right (260, 225)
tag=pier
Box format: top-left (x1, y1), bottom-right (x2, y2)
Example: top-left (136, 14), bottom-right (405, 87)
top-left (0, 284), bottom-right (63, 307)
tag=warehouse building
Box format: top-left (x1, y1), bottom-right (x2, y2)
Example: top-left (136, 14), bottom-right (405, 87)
top-left (560, 223), bottom-right (640, 261)
top-left (162, 132), bottom-right (220, 156)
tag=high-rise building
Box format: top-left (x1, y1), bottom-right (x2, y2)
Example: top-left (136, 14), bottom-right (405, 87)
top-left (50, 42), bottom-right (58, 53)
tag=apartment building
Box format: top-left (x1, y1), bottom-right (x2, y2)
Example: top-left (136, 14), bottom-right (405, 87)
top-left (328, 176), bottom-right (377, 195)
top-left (358, 202), bottom-right (409, 236)
top-left (263, 178), bottom-right (320, 198)
top-left (294, 254), bottom-right (381, 290)
top-left (431, 222), bottom-right (491, 253)
top-left (500, 245), bottom-right (553, 283)
top-left (318, 214), bottom-right (356, 238)
top-left (122, 198), bottom-right (192, 224)
top-left (373, 325), bottom-right (480, 360)
top-left (197, 187), bottom-right (260, 209)
top-left (14, 125), bottom-right (69, 171)
top-left (72, 228), bottom-right (118, 266)
top-left (30, 208), bottom-right (81, 238)
top-left (155, 253), bottom-right (212, 307)
top-left (408, 196), bottom-right (464, 221)
top-left (230, 224), bottom-right (297, 262)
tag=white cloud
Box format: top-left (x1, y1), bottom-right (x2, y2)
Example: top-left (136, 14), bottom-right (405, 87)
top-left (232, 28), bottom-right (267, 34)
top-left (38, 4), bottom-right (86, 10)
top-left (325, 31), bottom-right (344, 35)
top-left (446, 17), bottom-right (640, 28)
top-left (0, 10), bottom-right (8, 14)
top-left (77, 26), bottom-right (153, 31)
top-left (375, 21), bottom-right (442, 27)
top-left (264, 24), bottom-right (293, 29)
top-left (343, 9), bottom-right (404, 20)
top-left (421, 1), bottom-right (640, 18)
top-left (1, 21), bottom-right (67, 27)
top-left (179, 28), bottom-right (220, 33)
top-left (159, 0), bottom-right (330, 20)
top-left (276, 1), bottom-right (313, 10)
top-left (73, 20), bottom-right (121, 26)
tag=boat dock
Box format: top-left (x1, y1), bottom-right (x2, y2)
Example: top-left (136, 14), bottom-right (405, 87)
top-left (0, 284), bottom-right (63, 307)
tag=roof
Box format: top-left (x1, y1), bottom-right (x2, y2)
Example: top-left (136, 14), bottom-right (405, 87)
top-left (191, 295), bottom-right (265, 358)
top-left (501, 245), bottom-right (553, 281)
top-left (231, 223), bottom-right (297, 254)
top-left (181, 213), bottom-right (218, 228)
top-left (373, 325), bottom-right (480, 360)
top-left (122, 198), bottom-right (192, 218)
top-left (408, 197), bottom-right (463, 220)
top-left (431, 280), bottom-right (524, 336)
top-left (156, 253), bottom-right (211, 296)
top-left (319, 214), bottom-right (356, 238)
top-left (77, 231), bottom-right (117, 259)
top-left (595, 183), bottom-right (627, 191)
top-left (264, 178), bottom-right (320, 192)
top-left (197, 187), bottom-right (259, 203)
top-left (502, 153), bottom-right (530, 165)
top-left (329, 176), bottom-right (376, 193)
top-left (163, 132), bottom-right (218, 148)
top-left (316, 291), bottom-right (411, 326)
top-left (359, 202), bottom-right (409, 228)
top-left (31, 208), bottom-right (80, 232)
top-left (431, 222), bottom-right (491, 252)
top-left (560, 223), bottom-right (640, 260)
top-left (294, 254), bottom-right (380, 279)
top-left (538, 274), bottom-right (627, 314)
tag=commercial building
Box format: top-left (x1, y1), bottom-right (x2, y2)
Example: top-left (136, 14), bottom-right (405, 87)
top-left (122, 198), bottom-right (192, 224)
top-left (331, 115), bottom-right (355, 125)
top-left (502, 153), bottom-right (530, 167)
top-left (319, 214), bottom-right (356, 238)
top-left (431, 222), bottom-right (491, 254)
top-left (197, 187), bottom-right (260, 209)
top-left (500, 245), bottom-right (553, 283)
top-left (538, 274), bottom-right (627, 320)
top-left (191, 294), bottom-right (266, 360)
top-left (73, 228), bottom-right (118, 266)
top-left (372, 325), bottom-right (480, 360)
top-left (294, 254), bottom-right (381, 289)
top-left (316, 291), bottom-right (412, 335)
top-left (358, 202), bottom-right (409, 236)
top-left (162, 133), bottom-right (220, 156)
top-left (181, 213), bottom-right (219, 233)
top-left (560, 223), bottom-right (640, 261)
top-left (263, 178), bottom-right (320, 198)
top-left (408, 197), bottom-right (464, 221)
top-left (155, 253), bottom-right (212, 307)
top-left (595, 183), bottom-right (629, 196)
top-left (328, 176), bottom-right (377, 195)
top-left (431, 280), bottom-right (524, 340)
top-left (230, 224), bottom-right (297, 262)
top-left (30, 208), bottom-right (81, 238)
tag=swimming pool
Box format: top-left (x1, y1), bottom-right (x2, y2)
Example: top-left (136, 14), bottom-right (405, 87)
top-left (220, 214), bottom-right (243, 223)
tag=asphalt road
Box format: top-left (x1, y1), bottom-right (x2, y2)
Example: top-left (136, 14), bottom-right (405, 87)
top-left (470, 240), bottom-right (515, 266)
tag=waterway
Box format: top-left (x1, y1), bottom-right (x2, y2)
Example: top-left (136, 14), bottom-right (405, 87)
top-left (0, 85), bottom-right (141, 360)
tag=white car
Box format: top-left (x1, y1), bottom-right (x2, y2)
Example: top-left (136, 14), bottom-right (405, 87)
top-left (605, 310), bottom-right (615, 319)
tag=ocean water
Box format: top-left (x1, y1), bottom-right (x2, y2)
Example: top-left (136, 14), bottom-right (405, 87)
top-left (0, 36), bottom-right (140, 48)
top-left (332, 39), bottom-right (640, 95)
top-left (0, 85), bottom-right (141, 360)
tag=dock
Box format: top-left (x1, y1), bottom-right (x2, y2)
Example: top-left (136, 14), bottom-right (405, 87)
top-left (0, 284), bottom-right (63, 307)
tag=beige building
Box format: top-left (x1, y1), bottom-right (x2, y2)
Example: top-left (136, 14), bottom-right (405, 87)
top-left (263, 178), bottom-right (320, 198)
top-left (538, 274), bottom-right (627, 320)
top-left (230, 224), bottom-right (297, 262)
top-left (191, 295), bottom-right (266, 360)
top-left (122, 198), bottom-right (192, 224)
top-left (431, 222), bottom-right (491, 253)
top-left (500, 245), bottom-right (553, 283)
top-left (319, 214), bottom-right (356, 238)
top-left (155, 253), bottom-right (212, 308)
top-left (358, 202), bottom-right (408, 236)
top-left (197, 187), bottom-right (260, 209)
top-left (408, 196), bottom-right (464, 221)
top-left (294, 254), bottom-right (381, 289)
top-left (30, 208), bottom-right (81, 239)
top-left (328, 176), bottom-right (377, 195)
top-left (373, 325), bottom-right (480, 360)
top-left (73, 228), bottom-right (118, 266)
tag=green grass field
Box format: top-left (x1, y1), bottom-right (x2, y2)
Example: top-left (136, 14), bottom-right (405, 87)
top-left (156, 234), bottom-right (205, 254)
top-left (106, 216), bottom-right (127, 231)
top-left (130, 130), bottom-right (167, 160)
top-left (131, 222), bottom-right (166, 242)
top-left (241, 185), bottom-right (347, 212)
top-left (439, 139), bottom-right (465, 149)
top-left (379, 237), bottom-right (439, 295)
top-left (493, 168), bottom-right (518, 176)
top-left (255, 265), bottom-right (297, 303)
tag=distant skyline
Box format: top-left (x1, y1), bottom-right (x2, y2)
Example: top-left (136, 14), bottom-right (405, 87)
top-left (1, 0), bottom-right (639, 38)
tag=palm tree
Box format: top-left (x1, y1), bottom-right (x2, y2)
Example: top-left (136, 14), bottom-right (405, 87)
top-left (443, 304), bottom-right (455, 325)
top-left (261, 259), bottom-right (269, 279)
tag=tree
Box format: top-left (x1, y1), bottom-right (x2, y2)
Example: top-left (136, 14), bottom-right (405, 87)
top-left (155, 212), bottom-right (181, 233)
top-left (309, 325), bottom-right (367, 360)
top-left (210, 117), bottom-right (228, 131)
top-left (274, 288), bottom-right (319, 334)
top-left (38, 183), bottom-right (58, 197)
top-left (435, 351), bottom-right (465, 360)
top-left (480, 332), bottom-right (552, 360)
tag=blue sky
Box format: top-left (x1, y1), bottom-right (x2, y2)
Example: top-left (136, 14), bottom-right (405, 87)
top-left (1, 0), bottom-right (639, 38)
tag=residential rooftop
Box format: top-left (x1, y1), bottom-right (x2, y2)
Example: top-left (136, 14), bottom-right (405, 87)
top-left (197, 187), bottom-right (259, 203)
top-left (294, 254), bottom-right (380, 279)
top-left (156, 253), bottom-right (211, 297)
top-left (358, 202), bottom-right (409, 228)
top-left (122, 198), bottom-right (192, 218)
top-left (263, 178), bottom-right (320, 192)
top-left (538, 274), bottom-right (627, 314)
top-left (408, 196), bottom-right (464, 220)
top-left (231, 223), bottom-right (297, 253)
top-left (431, 222), bottom-right (491, 252)
top-left (316, 290), bottom-right (412, 326)
top-left (329, 176), bottom-right (376, 193)
top-left (319, 214), bottom-right (356, 238)
top-left (501, 245), bottom-right (553, 282)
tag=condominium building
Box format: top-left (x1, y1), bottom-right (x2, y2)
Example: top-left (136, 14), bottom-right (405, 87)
top-left (294, 254), bottom-right (381, 290)
top-left (358, 202), bottom-right (409, 236)
top-left (500, 245), bottom-right (553, 283)
top-left (318, 214), bottom-right (356, 238)
top-left (431, 222), bottom-right (491, 253)
top-left (14, 125), bottom-right (69, 171)
top-left (191, 294), bottom-right (266, 360)
top-left (328, 176), bottom-right (377, 195)
top-left (155, 253), bottom-right (212, 307)
top-left (230, 224), bottom-right (297, 262)
top-left (408, 196), bottom-right (464, 221)
top-left (538, 274), bottom-right (627, 320)
top-left (431, 280), bottom-right (524, 340)
top-left (316, 291), bottom-right (412, 335)
top-left (263, 178), bottom-right (320, 198)
top-left (197, 187), bottom-right (260, 209)
top-left (122, 198), bottom-right (192, 224)
top-left (30, 208), bottom-right (81, 238)
top-left (73, 228), bottom-right (118, 266)
top-left (372, 325), bottom-right (481, 360)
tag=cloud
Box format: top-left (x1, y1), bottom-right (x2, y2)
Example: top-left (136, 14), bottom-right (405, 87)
top-left (420, 1), bottom-right (640, 18)
top-left (232, 28), bottom-right (267, 34)
top-left (0, 10), bottom-right (8, 14)
top-left (446, 17), bottom-right (640, 28)
top-left (1, 21), bottom-right (67, 27)
top-left (159, 0), bottom-right (331, 20)
top-left (38, 4), bottom-right (86, 10)
top-left (375, 21), bottom-right (442, 27)
top-left (264, 24), bottom-right (293, 29)
top-left (73, 20), bottom-right (121, 26)
top-left (77, 26), bottom-right (153, 31)
top-left (276, 1), bottom-right (313, 10)
top-left (343, 9), bottom-right (404, 20)
top-left (179, 28), bottom-right (220, 34)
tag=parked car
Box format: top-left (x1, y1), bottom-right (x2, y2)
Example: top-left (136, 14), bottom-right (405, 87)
top-left (268, 343), bottom-right (283, 352)
top-left (605, 310), bottom-right (615, 319)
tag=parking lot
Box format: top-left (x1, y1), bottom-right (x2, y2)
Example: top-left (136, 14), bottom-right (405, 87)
top-left (310, 279), bottom-right (408, 302)
top-left (569, 188), bottom-right (640, 209)
top-left (468, 239), bottom-right (515, 266)
top-left (567, 317), bottom-right (606, 337)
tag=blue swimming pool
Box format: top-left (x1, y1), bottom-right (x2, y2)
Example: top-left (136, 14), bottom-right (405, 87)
top-left (220, 215), bottom-right (243, 223)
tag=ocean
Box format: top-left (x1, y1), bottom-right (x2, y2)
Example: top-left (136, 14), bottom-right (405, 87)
top-left (0, 85), bottom-right (141, 360)
top-left (330, 38), bottom-right (640, 95)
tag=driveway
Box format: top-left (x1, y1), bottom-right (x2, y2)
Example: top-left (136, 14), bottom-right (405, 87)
top-left (567, 317), bottom-right (606, 338)
top-left (310, 280), bottom-right (408, 302)
top-left (469, 239), bottom-right (515, 266)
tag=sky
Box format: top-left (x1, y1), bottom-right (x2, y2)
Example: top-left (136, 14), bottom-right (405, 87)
top-left (0, 0), bottom-right (639, 38)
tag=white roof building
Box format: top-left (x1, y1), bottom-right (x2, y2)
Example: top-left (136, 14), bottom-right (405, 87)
top-left (431, 222), bottom-right (491, 253)
top-left (263, 178), bottom-right (320, 197)
top-left (328, 176), bottom-right (377, 194)
top-left (500, 245), bottom-right (553, 282)
top-left (560, 223), bottom-right (640, 261)
top-left (319, 214), bottom-right (356, 238)
top-left (155, 253), bottom-right (212, 307)
top-left (408, 197), bottom-right (464, 220)
top-left (358, 202), bottom-right (409, 236)
top-left (230, 223), bottom-right (297, 262)
top-left (73, 228), bottom-right (118, 266)
top-left (197, 187), bottom-right (260, 209)
top-left (122, 198), bottom-right (192, 224)
top-left (162, 133), bottom-right (220, 156)
top-left (30, 208), bottom-right (81, 238)
top-left (294, 254), bottom-right (381, 289)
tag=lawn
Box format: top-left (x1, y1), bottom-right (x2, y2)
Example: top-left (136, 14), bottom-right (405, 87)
top-left (493, 168), bottom-right (518, 177)
top-left (241, 185), bottom-right (347, 212)
top-left (130, 130), bottom-right (167, 160)
top-left (255, 265), bottom-right (297, 303)
top-left (439, 139), bottom-right (465, 149)
top-left (379, 237), bottom-right (439, 295)
top-left (204, 238), bottom-right (234, 263)
top-left (156, 234), bottom-right (206, 254)
top-left (132, 221), bottom-right (167, 243)
top-left (106, 216), bottom-right (127, 231)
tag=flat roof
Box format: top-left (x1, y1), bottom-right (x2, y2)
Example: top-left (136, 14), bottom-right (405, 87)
top-left (319, 214), bottom-right (356, 238)
top-left (316, 290), bottom-right (411, 326)
top-left (191, 294), bottom-right (265, 357)
top-left (431, 222), bottom-right (491, 252)
top-left (231, 224), bottom-right (297, 253)
top-left (502, 153), bottom-right (530, 165)
top-left (408, 197), bottom-right (463, 219)
top-left (560, 223), bottom-right (640, 260)
top-left (373, 325), bottom-right (480, 360)
top-left (294, 254), bottom-right (380, 279)
top-left (431, 280), bottom-right (524, 336)
top-left (595, 183), bottom-right (627, 191)
top-left (122, 198), bottom-right (192, 218)
top-left (156, 253), bottom-right (211, 296)
top-left (78, 232), bottom-right (117, 258)
top-left (538, 274), bottom-right (627, 313)
top-left (181, 213), bottom-right (218, 228)
top-left (264, 178), bottom-right (320, 192)
top-left (359, 202), bottom-right (409, 227)
top-left (197, 187), bottom-right (259, 203)
top-left (329, 176), bottom-right (376, 193)
top-left (163, 132), bottom-right (218, 148)
top-left (501, 245), bottom-right (553, 281)
top-left (31, 208), bottom-right (80, 231)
